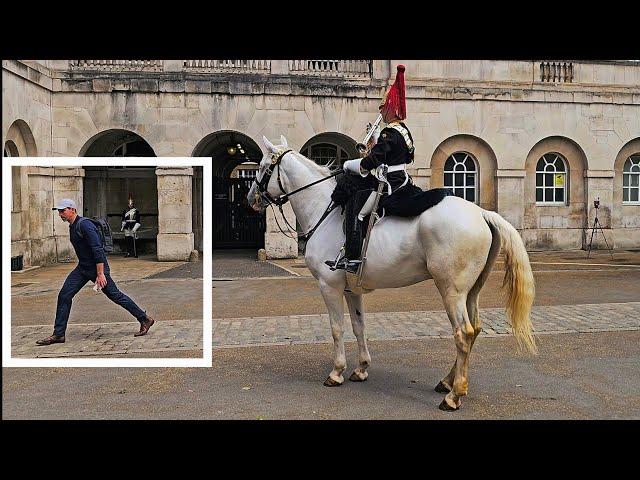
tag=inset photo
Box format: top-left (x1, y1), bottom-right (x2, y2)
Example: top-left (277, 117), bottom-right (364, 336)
top-left (3, 157), bottom-right (212, 367)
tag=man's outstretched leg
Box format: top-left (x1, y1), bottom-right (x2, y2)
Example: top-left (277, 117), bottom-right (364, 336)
top-left (36, 267), bottom-right (89, 345)
top-left (101, 271), bottom-right (155, 336)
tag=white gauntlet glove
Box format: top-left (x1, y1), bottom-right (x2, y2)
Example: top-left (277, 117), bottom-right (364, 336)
top-left (121, 221), bottom-right (126, 232)
top-left (342, 159), bottom-right (369, 177)
top-left (132, 223), bottom-right (141, 233)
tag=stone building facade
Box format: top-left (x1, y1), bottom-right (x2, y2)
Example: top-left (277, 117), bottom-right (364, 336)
top-left (4, 60), bottom-right (639, 266)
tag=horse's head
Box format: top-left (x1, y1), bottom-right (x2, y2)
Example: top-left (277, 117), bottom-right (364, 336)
top-left (247, 135), bottom-right (292, 212)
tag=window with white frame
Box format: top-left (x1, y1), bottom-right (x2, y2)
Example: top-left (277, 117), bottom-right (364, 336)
top-left (623, 154), bottom-right (640, 203)
top-left (536, 153), bottom-right (567, 204)
top-left (444, 152), bottom-right (478, 203)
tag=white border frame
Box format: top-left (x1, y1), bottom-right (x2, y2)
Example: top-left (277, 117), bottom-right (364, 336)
top-left (3, 157), bottom-right (212, 367)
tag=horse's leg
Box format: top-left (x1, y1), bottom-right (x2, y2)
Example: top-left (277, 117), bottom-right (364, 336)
top-left (319, 282), bottom-right (347, 386)
top-left (435, 290), bottom-right (482, 394)
top-left (344, 292), bottom-right (371, 382)
top-left (438, 292), bottom-right (475, 411)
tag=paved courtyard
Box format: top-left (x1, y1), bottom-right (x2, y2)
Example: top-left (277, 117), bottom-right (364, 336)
top-left (10, 255), bottom-right (204, 358)
top-left (12, 319), bottom-right (203, 358)
top-left (4, 249), bottom-right (640, 419)
top-left (213, 302), bottom-right (640, 347)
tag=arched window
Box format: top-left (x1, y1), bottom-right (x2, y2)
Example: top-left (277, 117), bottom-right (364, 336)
top-left (444, 152), bottom-right (478, 203)
top-left (536, 153), bottom-right (567, 204)
top-left (302, 143), bottom-right (350, 167)
top-left (623, 154), bottom-right (640, 203)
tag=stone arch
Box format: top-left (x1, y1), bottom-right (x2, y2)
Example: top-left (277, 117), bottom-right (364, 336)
top-left (79, 129), bottom-right (156, 157)
top-left (429, 134), bottom-right (498, 210)
top-left (4, 140), bottom-right (19, 157)
top-left (522, 136), bottom-right (588, 248)
top-left (612, 137), bottom-right (640, 230)
top-left (5, 119), bottom-right (37, 156)
top-left (300, 132), bottom-right (359, 166)
top-left (79, 130), bottom-right (157, 255)
top-left (193, 130), bottom-right (263, 178)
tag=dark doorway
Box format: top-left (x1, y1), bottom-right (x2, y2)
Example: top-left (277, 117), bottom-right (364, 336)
top-left (194, 131), bottom-right (265, 249)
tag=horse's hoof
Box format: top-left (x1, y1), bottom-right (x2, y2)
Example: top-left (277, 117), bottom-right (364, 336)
top-left (434, 381), bottom-right (451, 393)
top-left (349, 371), bottom-right (368, 382)
top-left (323, 376), bottom-right (343, 387)
top-left (438, 399), bottom-right (459, 411)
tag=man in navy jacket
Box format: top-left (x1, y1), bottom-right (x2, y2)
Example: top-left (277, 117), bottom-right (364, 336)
top-left (36, 199), bottom-right (155, 345)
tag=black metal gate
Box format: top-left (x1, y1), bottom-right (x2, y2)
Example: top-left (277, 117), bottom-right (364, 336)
top-left (213, 177), bottom-right (265, 249)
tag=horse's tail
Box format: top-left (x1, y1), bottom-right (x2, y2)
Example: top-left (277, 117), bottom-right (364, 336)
top-left (482, 210), bottom-right (537, 354)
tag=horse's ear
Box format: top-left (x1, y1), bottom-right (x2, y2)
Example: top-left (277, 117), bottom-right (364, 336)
top-left (280, 135), bottom-right (288, 148)
top-left (263, 135), bottom-right (276, 153)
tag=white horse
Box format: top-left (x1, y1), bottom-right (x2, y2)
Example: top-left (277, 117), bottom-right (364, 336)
top-left (248, 135), bottom-right (537, 411)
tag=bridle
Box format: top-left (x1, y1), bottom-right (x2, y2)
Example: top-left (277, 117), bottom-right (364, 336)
top-left (253, 148), bottom-right (343, 241)
top-left (254, 148), bottom-right (294, 207)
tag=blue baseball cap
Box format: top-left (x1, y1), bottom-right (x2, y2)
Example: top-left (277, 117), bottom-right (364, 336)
top-left (52, 199), bottom-right (77, 210)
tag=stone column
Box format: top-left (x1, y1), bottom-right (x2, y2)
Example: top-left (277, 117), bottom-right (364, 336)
top-left (53, 167), bottom-right (84, 262)
top-left (495, 169), bottom-right (526, 229)
top-left (156, 167), bottom-right (194, 261)
top-left (584, 170), bottom-right (615, 249)
top-left (265, 203), bottom-right (297, 259)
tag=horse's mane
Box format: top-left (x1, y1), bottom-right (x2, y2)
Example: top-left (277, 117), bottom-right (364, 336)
top-left (291, 150), bottom-right (340, 177)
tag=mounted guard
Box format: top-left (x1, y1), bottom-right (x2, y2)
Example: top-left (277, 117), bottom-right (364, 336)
top-left (326, 64), bottom-right (450, 285)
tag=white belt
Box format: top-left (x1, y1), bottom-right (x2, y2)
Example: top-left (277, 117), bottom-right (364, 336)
top-left (373, 164), bottom-right (408, 195)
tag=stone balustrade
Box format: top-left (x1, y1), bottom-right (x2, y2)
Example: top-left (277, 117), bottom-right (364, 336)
top-left (184, 60), bottom-right (271, 73)
top-left (288, 60), bottom-right (371, 78)
top-left (539, 61), bottom-right (574, 83)
top-left (69, 60), bottom-right (164, 72)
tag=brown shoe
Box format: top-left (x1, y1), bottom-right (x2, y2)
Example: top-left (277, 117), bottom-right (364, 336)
top-left (36, 334), bottom-right (65, 346)
top-left (134, 316), bottom-right (155, 337)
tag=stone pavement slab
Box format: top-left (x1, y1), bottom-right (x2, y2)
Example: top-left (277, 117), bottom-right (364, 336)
top-left (212, 302), bottom-right (640, 347)
top-left (213, 250), bottom-right (295, 279)
top-left (12, 319), bottom-right (203, 358)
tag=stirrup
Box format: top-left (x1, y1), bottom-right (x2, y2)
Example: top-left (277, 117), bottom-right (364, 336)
top-left (324, 246), bottom-right (346, 271)
top-left (333, 258), bottom-right (361, 272)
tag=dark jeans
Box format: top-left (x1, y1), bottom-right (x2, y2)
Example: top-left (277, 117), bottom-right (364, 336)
top-left (54, 266), bottom-right (146, 336)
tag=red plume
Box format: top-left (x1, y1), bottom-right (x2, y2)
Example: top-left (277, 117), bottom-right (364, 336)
top-left (382, 64), bottom-right (406, 120)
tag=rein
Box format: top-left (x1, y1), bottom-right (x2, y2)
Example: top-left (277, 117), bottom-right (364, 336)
top-left (255, 148), bottom-right (343, 241)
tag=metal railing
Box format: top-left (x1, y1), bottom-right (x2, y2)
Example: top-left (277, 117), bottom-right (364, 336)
top-left (289, 60), bottom-right (371, 78)
top-left (539, 61), bottom-right (573, 83)
top-left (69, 60), bottom-right (163, 72)
top-left (184, 60), bottom-right (271, 73)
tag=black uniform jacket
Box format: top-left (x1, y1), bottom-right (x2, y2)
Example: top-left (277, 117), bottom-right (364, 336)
top-left (332, 123), bottom-right (451, 217)
top-left (122, 208), bottom-right (141, 229)
top-left (360, 123), bottom-right (414, 192)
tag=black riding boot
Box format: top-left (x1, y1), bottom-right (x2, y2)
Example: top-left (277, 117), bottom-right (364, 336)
top-left (325, 190), bottom-right (368, 273)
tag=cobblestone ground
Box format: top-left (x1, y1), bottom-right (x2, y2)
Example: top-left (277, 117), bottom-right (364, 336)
top-left (11, 255), bottom-right (204, 358)
top-left (213, 302), bottom-right (640, 347)
top-left (12, 319), bottom-right (203, 358)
